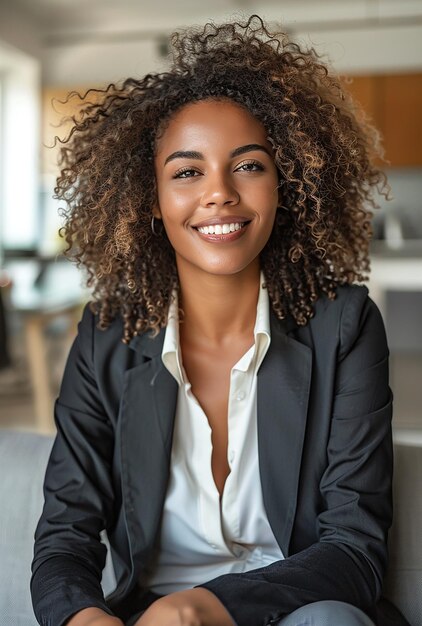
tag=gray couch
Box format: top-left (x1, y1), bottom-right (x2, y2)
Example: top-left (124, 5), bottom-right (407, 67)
top-left (0, 429), bottom-right (420, 626)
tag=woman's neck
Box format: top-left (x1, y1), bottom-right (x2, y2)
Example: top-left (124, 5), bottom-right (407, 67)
top-left (177, 263), bottom-right (261, 347)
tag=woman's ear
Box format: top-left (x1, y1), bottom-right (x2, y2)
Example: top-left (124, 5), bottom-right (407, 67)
top-left (152, 205), bottom-right (162, 219)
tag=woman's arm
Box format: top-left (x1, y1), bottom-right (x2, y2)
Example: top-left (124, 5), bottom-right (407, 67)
top-left (196, 290), bottom-right (393, 626)
top-left (31, 305), bottom-right (119, 626)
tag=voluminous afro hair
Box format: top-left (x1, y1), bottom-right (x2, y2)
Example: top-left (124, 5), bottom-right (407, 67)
top-left (56, 14), bottom-right (387, 343)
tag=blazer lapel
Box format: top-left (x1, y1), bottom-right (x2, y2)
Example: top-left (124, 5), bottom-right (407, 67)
top-left (117, 329), bottom-right (178, 584)
top-left (258, 314), bottom-right (312, 557)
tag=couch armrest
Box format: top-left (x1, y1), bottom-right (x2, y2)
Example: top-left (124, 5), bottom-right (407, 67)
top-left (383, 435), bottom-right (422, 626)
top-left (0, 429), bottom-right (116, 626)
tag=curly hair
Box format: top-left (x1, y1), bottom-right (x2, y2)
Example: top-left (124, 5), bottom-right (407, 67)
top-left (56, 14), bottom-right (387, 342)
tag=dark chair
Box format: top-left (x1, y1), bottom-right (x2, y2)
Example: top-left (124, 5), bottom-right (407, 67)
top-left (0, 287), bottom-right (11, 369)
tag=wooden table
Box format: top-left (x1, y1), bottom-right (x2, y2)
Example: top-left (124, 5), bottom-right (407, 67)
top-left (5, 259), bottom-right (87, 432)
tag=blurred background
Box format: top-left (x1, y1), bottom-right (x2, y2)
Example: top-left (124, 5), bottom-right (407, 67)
top-left (0, 0), bottom-right (421, 435)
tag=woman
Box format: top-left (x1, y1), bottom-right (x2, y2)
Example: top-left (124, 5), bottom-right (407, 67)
top-left (31, 15), bottom-right (403, 626)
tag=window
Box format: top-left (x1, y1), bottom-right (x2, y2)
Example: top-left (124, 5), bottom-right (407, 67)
top-left (0, 42), bottom-right (41, 256)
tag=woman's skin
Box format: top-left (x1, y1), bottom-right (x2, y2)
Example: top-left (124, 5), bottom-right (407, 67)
top-left (68, 99), bottom-right (279, 626)
top-left (66, 608), bottom-right (123, 625)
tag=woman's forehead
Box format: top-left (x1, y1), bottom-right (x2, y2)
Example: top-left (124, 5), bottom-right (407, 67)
top-left (154, 99), bottom-right (269, 158)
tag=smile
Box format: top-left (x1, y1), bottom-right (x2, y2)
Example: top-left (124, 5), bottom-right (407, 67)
top-left (196, 222), bottom-right (247, 235)
top-left (193, 221), bottom-right (251, 243)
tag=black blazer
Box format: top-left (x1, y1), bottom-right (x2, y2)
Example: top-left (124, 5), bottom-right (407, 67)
top-left (31, 285), bottom-right (396, 626)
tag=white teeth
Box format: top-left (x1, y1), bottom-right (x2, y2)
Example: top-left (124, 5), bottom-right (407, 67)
top-left (197, 222), bottom-right (246, 235)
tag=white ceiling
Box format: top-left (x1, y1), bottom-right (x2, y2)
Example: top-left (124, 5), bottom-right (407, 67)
top-left (9, 0), bottom-right (273, 36)
top-left (9, 0), bottom-right (422, 44)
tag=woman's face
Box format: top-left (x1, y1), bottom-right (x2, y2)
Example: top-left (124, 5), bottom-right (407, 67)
top-left (153, 99), bottom-right (279, 282)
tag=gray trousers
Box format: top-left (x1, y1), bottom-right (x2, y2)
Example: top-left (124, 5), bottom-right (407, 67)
top-left (275, 601), bottom-right (375, 626)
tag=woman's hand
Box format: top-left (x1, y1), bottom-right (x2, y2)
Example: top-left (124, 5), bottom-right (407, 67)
top-left (66, 607), bottom-right (124, 626)
top-left (134, 588), bottom-right (235, 626)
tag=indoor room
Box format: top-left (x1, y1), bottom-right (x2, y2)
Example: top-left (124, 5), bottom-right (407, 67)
top-left (0, 1), bottom-right (421, 625)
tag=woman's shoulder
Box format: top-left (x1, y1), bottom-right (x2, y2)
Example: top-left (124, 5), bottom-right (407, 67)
top-left (308, 283), bottom-right (386, 357)
top-left (77, 301), bottom-right (164, 364)
top-left (78, 301), bottom-right (124, 337)
top-left (315, 282), bottom-right (369, 312)
top-left (311, 283), bottom-right (377, 323)
top-left (77, 301), bottom-right (130, 358)
top-left (278, 283), bottom-right (382, 350)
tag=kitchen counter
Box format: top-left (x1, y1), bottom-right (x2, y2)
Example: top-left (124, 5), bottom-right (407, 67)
top-left (368, 252), bottom-right (422, 318)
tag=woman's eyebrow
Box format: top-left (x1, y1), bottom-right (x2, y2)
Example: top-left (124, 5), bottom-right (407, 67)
top-left (230, 143), bottom-right (272, 158)
top-left (164, 143), bottom-right (271, 165)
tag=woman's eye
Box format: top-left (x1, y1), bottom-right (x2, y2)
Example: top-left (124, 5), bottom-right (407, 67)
top-left (236, 160), bottom-right (264, 172)
top-left (174, 168), bottom-right (200, 179)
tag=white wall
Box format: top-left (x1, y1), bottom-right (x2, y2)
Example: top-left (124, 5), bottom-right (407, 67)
top-left (0, 2), bottom-right (41, 59)
top-left (42, 39), bottom-right (162, 88)
top-left (294, 25), bottom-right (422, 75)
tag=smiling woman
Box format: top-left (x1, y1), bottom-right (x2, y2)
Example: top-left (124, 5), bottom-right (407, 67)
top-left (50, 15), bottom-right (387, 342)
top-left (30, 14), bottom-right (406, 626)
top-left (153, 100), bottom-right (279, 281)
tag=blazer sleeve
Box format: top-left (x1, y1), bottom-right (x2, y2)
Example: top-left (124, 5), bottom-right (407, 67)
top-left (198, 288), bottom-right (393, 626)
top-left (30, 304), bottom-right (117, 626)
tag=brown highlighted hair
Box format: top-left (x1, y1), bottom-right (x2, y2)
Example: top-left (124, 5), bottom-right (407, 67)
top-left (56, 14), bottom-right (387, 342)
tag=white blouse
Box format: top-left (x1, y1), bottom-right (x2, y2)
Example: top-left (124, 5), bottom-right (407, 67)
top-left (145, 275), bottom-right (284, 594)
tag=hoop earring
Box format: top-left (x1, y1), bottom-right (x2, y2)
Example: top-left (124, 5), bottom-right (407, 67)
top-left (151, 216), bottom-right (160, 236)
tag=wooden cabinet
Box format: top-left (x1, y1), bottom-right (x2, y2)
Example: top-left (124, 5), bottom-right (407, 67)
top-left (379, 74), bottom-right (422, 167)
top-left (344, 73), bottom-right (422, 168)
top-left (342, 75), bottom-right (379, 123)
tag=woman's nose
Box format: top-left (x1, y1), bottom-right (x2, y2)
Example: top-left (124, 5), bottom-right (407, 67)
top-left (201, 172), bottom-right (240, 207)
